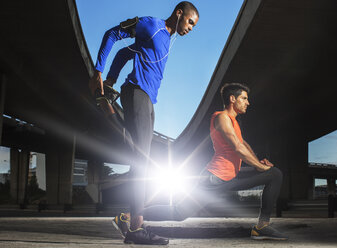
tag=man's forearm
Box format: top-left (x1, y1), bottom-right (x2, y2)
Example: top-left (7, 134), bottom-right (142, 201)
top-left (243, 140), bottom-right (259, 161)
top-left (236, 142), bottom-right (269, 170)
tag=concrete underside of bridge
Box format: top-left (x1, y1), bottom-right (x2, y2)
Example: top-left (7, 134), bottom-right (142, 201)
top-left (0, 0), bottom-right (336, 207)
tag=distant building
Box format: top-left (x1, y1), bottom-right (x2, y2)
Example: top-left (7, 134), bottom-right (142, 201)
top-left (73, 159), bottom-right (88, 186)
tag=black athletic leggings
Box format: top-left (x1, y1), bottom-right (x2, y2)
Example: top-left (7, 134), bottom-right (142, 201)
top-left (120, 83), bottom-right (155, 216)
top-left (142, 166), bottom-right (283, 222)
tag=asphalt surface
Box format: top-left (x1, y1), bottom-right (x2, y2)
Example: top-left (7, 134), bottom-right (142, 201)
top-left (0, 217), bottom-right (337, 247)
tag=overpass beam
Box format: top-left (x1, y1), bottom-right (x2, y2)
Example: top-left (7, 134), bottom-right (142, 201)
top-left (288, 134), bottom-right (310, 200)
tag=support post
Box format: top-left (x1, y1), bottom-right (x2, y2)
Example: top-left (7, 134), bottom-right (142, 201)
top-left (45, 145), bottom-right (59, 205)
top-left (9, 148), bottom-right (30, 206)
top-left (58, 135), bottom-right (76, 207)
top-left (0, 74), bottom-right (6, 145)
top-left (288, 134), bottom-right (309, 200)
top-left (10, 148), bottom-right (20, 202)
top-left (327, 178), bottom-right (336, 196)
top-left (45, 134), bottom-right (76, 207)
top-left (18, 150), bottom-right (30, 207)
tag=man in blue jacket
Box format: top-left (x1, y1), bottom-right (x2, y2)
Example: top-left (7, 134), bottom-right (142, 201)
top-left (89, 1), bottom-right (199, 245)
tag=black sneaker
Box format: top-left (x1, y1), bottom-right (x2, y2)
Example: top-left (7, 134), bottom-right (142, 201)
top-left (112, 213), bottom-right (130, 238)
top-left (251, 224), bottom-right (288, 240)
top-left (124, 227), bottom-right (169, 245)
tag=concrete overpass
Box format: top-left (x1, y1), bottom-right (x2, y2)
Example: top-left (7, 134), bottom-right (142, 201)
top-left (0, 0), bottom-right (337, 208)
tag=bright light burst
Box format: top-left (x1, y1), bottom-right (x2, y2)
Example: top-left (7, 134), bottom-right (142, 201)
top-left (146, 165), bottom-right (194, 206)
top-left (154, 167), bottom-right (185, 192)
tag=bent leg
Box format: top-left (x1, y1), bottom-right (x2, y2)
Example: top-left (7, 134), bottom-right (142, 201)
top-left (215, 167), bottom-right (283, 222)
top-left (121, 85), bottom-right (154, 219)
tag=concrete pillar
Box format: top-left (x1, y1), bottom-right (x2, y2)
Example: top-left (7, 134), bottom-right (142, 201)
top-left (86, 160), bottom-right (102, 203)
top-left (18, 150), bottom-right (30, 205)
top-left (307, 176), bottom-right (315, 200)
top-left (45, 148), bottom-right (59, 205)
top-left (58, 135), bottom-right (76, 205)
top-left (288, 135), bottom-right (309, 200)
top-left (327, 178), bottom-right (336, 196)
top-left (0, 74), bottom-right (6, 145)
top-left (9, 148), bottom-right (30, 205)
top-left (10, 148), bottom-right (20, 201)
top-left (268, 135), bottom-right (290, 200)
top-left (87, 160), bottom-right (101, 185)
top-left (45, 134), bottom-right (76, 205)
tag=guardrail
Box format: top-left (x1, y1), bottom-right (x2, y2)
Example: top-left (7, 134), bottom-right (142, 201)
top-left (308, 162), bottom-right (337, 169)
top-left (153, 131), bottom-right (175, 143)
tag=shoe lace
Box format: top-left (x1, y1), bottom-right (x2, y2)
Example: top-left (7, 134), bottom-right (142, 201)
top-left (120, 213), bottom-right (130, 222)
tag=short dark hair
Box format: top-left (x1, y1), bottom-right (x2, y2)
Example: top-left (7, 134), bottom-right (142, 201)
top-left (174, 1), bottom-right (199, 17)
top-left (220, 83), bottom-right (250, 106)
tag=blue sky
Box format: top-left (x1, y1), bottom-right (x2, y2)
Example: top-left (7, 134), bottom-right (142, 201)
top-left (309, 130), bottom-right (337, 165)
top-left (75, 0), bottom-right (243, 138)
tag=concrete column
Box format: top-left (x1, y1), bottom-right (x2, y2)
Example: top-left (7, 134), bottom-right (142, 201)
top-left (10, 148), bottom-right (20, 201)
top-left (327, 178), bottom-right (336, 196)
top-left (87, 160), bottom-right (101, 185)
top-left (17, 150), bottom-right (30, 205)
top-left (86, 160), bottom-right (102, 203)
top-left (58, 135), bottom-right (76, 205)
top-left (9, 148), bottom-right (30, 205)
top-left (288, 135), bottom-right (309, 200)
top-left (45, 134), bottom-right (76, 205)
top-left (307, 176), bottom-right (315, 200)
top-left (0, 74), bottom-right (6, 145)
top-left (45, 147), bottom-right (60, 205)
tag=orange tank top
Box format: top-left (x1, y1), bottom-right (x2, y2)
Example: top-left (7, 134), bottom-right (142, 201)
top-left (206, 111), bottom-right (243, 181)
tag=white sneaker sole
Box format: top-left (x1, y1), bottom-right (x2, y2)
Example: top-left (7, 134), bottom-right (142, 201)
top-left (251, 235), bottom-right (288, 241)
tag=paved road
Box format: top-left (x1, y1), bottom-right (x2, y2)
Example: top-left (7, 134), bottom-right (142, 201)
top-left (0, 217), bottom-right (337, 247)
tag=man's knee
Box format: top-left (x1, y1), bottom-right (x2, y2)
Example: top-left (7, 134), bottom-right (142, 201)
top-left (270, 167), bottom-right (283, 181)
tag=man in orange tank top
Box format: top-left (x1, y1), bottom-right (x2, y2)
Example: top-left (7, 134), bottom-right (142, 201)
top-left (201, 82), bottom-right (287, 240)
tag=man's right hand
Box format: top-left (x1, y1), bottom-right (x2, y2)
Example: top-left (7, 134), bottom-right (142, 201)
top-left (260, 158), bottom-right (274, 167)
top-left (103, 77), bottom-right (117, 87)
top-left (256, 163), bottom-right (272, 172)
top-left (88, 70), bottom-right (103, 96)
